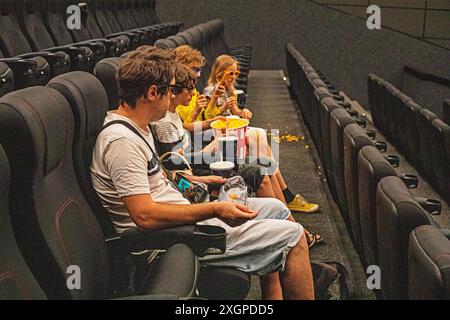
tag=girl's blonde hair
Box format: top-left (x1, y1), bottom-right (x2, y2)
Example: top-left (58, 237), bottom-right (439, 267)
top-left (207, 55), bottom-right (239, 94)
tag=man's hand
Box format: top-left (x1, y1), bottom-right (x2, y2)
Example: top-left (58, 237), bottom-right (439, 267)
top-left (213, 202), bottom-right (258, 227)
top-left (240, 108), bottom-right (253, 120)
top-left (190, 175), bottom-right (226, 185)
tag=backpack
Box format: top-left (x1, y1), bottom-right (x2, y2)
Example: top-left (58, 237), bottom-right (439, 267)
top-left (311, 261), bottom-right (354, 300)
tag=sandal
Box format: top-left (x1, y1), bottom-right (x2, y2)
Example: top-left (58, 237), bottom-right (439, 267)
top-left (306, 231), bottom-right (324, 249)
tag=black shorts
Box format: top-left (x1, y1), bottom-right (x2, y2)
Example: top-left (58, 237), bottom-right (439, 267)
top-left (193, 164), bottom-right (264, 193)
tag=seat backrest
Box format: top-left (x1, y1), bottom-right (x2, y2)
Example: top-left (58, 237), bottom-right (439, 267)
top-left (18, 0), bottom-right (57, 51)
top-left (42, 0), bottom-right (77, 47)
top-left (377, 176), bottom-right (439, 300)
top-left (154, 38), bottom-right (177, 50)
top-left (102, 0), bottom-right (123, 33)
top-left (121, 0), bottom-right (139, 30)
top-left (444, 99), bottom-right (450, 126)
top-left (404, 100), bottom-right (422, 166)
top-left (0, 144), bottom-right (47, 300)
top-left (48, 72), bottom-right (115, 236)
top-left (0, 87), bottom-right (111, 300)
top-left (114, 0), bottom-right (133, 31)
top-left (330, 108), bottom-right (355, 223)
top-left (409, 225), bottom-right (450, 300)
top-left (317, 95), bottom-right (339, 169)
top-left (358, 146), bottom-right (397, 268)
top-left (144, 0), bottom-right (160, 25)
top-left (343, 123), bottom-right (374, 259)
top-left (66, 0), bottom-right (93, 43)
top-left (0, 62), bottom-right (14, 97)
top-left (94, 57), bottom-right (122, 109)
top-left (92, 0), bottom-right (114, 36)
top-left (429, 119), bottom-right (450, 203)
top-left (83, 0), bottom-right (106, 38)
top-left (130, 0), bottom-right (147, 28)
top-left (0, 0), bottom-right (36, 56)
top-left (417, 108), bottom-right (438, 183)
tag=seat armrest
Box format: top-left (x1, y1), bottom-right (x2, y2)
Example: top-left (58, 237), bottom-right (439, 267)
top-left (75, 41), bottom-right (105, 51)
top-left (415, 197), bottom-right (442, 216)
top-left (18, 52), bottom-right (69, 69)
top-left (47, 45), bottom-right (84, 57)
top-left (441, 229), bottom-right (450, 240)
top-left (105, 224), bottom-right (227, 257)
top-left (0, 58), bottom-right (37, 74)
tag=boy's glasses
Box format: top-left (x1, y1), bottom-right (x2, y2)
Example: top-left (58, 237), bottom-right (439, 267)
top-left (168, 84), bottom-right (184, 95)
top-left (169, 84), bottom-right (196, 95)
top-left (192, 67), bottom-right (202, 76)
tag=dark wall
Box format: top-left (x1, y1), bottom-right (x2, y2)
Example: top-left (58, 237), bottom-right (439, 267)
top-left (156, 0), bottom-right (450, 108)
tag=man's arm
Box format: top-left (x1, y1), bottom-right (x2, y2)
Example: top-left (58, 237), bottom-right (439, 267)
top-left (122, 195), bottom-right (258, 230)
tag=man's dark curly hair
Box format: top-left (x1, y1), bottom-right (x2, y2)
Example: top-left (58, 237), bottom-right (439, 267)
top-left (117, 47), bottom-right (175, 108)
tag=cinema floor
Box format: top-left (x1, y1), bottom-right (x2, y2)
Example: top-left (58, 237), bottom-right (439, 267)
top-left (243, 70), bottom-right (450, 300)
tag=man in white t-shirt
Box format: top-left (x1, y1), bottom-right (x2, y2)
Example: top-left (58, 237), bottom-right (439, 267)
top-left (90, 48), bottom-right (314, 300)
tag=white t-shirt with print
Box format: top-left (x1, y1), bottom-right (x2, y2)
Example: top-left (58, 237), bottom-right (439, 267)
top-left (90, 112), bottom-right (189, 234)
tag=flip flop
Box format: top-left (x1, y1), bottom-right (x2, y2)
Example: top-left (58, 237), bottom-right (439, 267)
top-left (307, 231), bottom-right (324, 249)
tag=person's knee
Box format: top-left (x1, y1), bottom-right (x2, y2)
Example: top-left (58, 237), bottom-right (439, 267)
top-left (260, 198), bottom-right (291, 220)
top-left (259, 175), bottom-right (272, 190)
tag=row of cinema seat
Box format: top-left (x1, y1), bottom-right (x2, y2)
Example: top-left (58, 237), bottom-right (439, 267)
top-left (0, 0), bottom-right (182, 94)
top-left (286, 43), bottom-right (450, 300)
top-left (0, 71), bottom-right (254, 300)
top-left (368, 74), bottom-right (450, 205)
top-left (155, 19), bottom-right (252, 93)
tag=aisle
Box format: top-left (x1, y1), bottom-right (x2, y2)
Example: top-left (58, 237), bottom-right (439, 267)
top-left (245, 70), bottom-right (375, 300)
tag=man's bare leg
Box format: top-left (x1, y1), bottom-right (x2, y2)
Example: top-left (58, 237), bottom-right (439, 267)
top-left (260, 273), bottom-right (283, 300)
top-left (280, 235), bottom-right (315, 300)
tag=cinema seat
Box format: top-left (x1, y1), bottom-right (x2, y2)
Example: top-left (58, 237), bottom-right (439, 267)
top-left (18, 0), bottom-right (92, 74)
top-left (41, 0), bottom-right (104, 65)
top-left (317, 96), bottom-right (341, 192)
top-left (358, 146), bottom-right (415, 269)
top-left (0, 87), bottom-right (200, 299)
top-left (343, 124), bottom-right (375, 258)
top-left (404, 100), bottom-right (422, 166)
top-left (377, 176), bottom-right (441, 300)
top-left (409, 225), bottom-right (450, 300)
top-left (0, 0), bottom-right (56, 87)
top-left (330, 108), bottom-right (355, 224)
top-left (94, 57), bottom-right (122, 109)
top-left (88, 0), bottom-right (132, 52)
top-left (429, 119), bottom-right (450, 203)
top-left (0, 144), bottom-right (46, 300)
top-left (417, 109), bottom-right (438, 185)
top-left (66, 0), bottom-right (122, 57)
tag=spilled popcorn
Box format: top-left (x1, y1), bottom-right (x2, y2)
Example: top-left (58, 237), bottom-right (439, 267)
top-left (272, 134), bottom-right (304, 144)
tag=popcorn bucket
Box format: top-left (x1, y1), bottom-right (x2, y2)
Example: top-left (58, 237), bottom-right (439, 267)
top-left (211, 117), bottom-right (249, 161)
